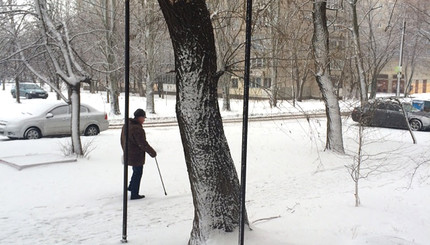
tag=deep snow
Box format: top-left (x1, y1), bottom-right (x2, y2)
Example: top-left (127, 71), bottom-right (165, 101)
top-left (0, 84), bottom-right (429, 245)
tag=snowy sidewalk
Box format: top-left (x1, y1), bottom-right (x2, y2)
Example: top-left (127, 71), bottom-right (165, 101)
top-left (0, 153), bottom-right (77, 170)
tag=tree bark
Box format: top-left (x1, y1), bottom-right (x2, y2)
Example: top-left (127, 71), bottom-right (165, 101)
top-left (70, 83), bottom-right (83, 155)
top-left (221, 74), bottom-right (231, 111)
top-left (348, 0), bottom-right (368, 101)
top-left (15, 76), bottom-right (20, 103)
top-left (145, 72), bottom-right (155, 113)
top-left (269, 0), bottom-right (280, 107)
top-left (157, 0), bottom-right (243, 243)
top-left (312, 0), bottom-right (345, 153)
top-left (104, 0), bottom-right (121, 115)
top-left (143, 3), bottom-right (156, 114)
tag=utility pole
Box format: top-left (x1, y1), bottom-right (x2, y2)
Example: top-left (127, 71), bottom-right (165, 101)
top-left (239, 0), bottom-right (253, 244)
top-left (396, 20), bottom-right (406, 97)
top-left (121, 0), bottom-right (130, 243)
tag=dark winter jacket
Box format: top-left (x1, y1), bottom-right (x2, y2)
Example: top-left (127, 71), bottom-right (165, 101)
top-left (121, 119), bottom-right (156, 166)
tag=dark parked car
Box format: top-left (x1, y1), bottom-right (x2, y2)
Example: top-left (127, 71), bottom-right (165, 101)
top-left (11, 83), bottom-right (48, 99)
top-left (351, 100), bottom-right (430, 131)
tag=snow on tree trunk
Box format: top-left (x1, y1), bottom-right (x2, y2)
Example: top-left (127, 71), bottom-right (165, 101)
top-left (312, 0), bottom-right (345, 153)
top-left (31, 0), bottom-right (90, 156)
top-left (157, 1), bottom-right (243, 243)
top-left (70, 83), bottom-right (83, 155)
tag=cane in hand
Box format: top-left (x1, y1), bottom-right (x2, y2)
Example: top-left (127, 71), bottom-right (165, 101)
top-left (155, 157), bottom-right (167, 196)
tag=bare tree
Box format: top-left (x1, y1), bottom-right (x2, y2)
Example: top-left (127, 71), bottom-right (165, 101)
top-left (347, 0), bottom-right (369, 101)
top-left (312, 0), bottom-right (345, 153)
top-left (269, 0), bottom-right (280, 107)
top-left (157, 0), bottom-right (244, 243)
top-left (365, 1), bottom-right (398, 99)
top-left (210, 0), bottom-right (246, 111)
top-left (9, 0), bottom-right (92, 155)
top-left (133, 0), bottom-right (163, 114)
top-left (101, 0), bottom-right (121, 115)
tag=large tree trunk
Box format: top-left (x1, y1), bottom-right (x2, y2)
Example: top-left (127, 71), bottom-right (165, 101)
top-left (157, 1), bottom-right (243, 244)
top-left (312, 0), bottom-right (344, 153)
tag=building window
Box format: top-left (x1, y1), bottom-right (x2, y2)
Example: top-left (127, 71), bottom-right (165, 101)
top-left (264, 78), bottom-right (271, 88)
top-left (250, 77), bottom-right (261, 88)
top-left (252, 58), bottom-right (264, 68)
top-left (424, 80), bottom-right (427, 93)
top-left (231, 78), bottom-right (239, 88)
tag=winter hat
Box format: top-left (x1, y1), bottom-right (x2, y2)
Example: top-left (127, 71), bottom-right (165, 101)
top-left (134, 109), bottom-right (146, 118)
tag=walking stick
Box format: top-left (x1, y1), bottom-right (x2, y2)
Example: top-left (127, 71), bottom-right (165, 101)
top-left (155, 157), bottom-right (167, 195)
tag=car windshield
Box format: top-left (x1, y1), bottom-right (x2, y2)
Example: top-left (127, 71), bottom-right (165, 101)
top-left (22, 84), bottom-right (40, 89)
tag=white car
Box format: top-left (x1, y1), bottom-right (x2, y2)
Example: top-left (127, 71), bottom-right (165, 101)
top-left (0, 102), bottom-right (109, 139)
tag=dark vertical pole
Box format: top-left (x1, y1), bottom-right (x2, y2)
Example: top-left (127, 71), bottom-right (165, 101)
top-left (239, 0), bottom-right (253, 244)
top-left (122, 0), bottom-right (130, 243)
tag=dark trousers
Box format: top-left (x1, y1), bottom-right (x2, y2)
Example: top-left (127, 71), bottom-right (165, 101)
top-left (129, 166), bottom-right (143, 196)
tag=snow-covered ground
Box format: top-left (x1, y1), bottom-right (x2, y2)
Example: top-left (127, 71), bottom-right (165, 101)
top-left (0, 84), bottom-right (429, 245)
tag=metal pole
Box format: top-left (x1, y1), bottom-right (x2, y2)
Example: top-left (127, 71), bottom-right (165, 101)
top-left (155, 157), bottom-right (167, 196)
top-left (396, 20), bottom-right (406, 97)
top-left (239, 0), bottom-right (253, 244)
top-left (122, 0), bottom-right (130, 243)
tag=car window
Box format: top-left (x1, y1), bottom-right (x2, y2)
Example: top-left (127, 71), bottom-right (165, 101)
top-left (22, 84), bottom-right (40, 89)
top-left (403, 104), bottom-right (419, 112)
top-left (387, 103), bottom-right (401, 111)
top-left (375, 103), bottom-right (387, 110)
top-left (50, 105), bottom-right (69, 115)
top-left (80, 106), bottom-right (89, 113)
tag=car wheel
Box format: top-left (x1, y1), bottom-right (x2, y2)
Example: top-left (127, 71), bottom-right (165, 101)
top-left (24, 127), bottom-right (42, 139)
top-left (26, 93), bottom-right (32, 99)
top-left (85, 125), bottom-right (99, 136)
top-left (409, 119), bottom-right (422, 131)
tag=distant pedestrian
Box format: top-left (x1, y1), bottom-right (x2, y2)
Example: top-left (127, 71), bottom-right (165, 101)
top-left (121, 109), bottom-right (157, 200)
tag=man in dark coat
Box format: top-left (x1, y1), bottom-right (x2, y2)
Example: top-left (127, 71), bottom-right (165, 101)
top-left (121, 109), bottom-right (157, 200)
